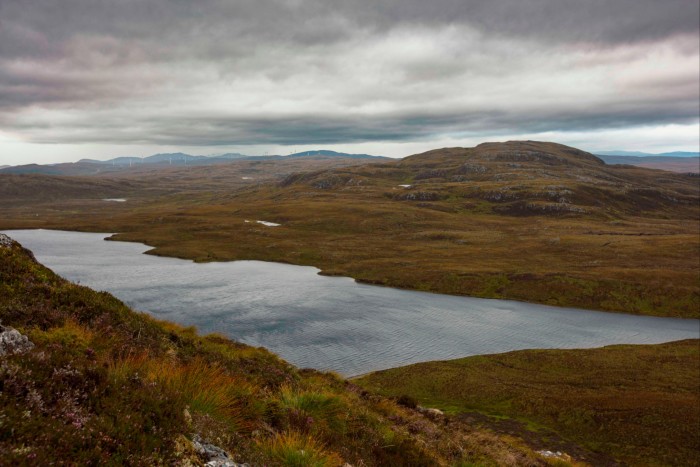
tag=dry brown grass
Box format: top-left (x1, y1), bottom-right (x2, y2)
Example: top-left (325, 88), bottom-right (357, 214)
top-left (355, 340), bottom-right (700, 466)
top-left (1, 141), bottom-right (698, 317)
top-left (1, 237), bottom-right (553, 466)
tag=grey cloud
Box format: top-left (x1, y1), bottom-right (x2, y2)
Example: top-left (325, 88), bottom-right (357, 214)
top-left (0, 62), bottom-right (150, 110)
top-left (0, 0), bottom-right (698, 149)
top-left (2, 0), bottom-right (697, 60)
top-left (10, 97), bottom-right (697, 147)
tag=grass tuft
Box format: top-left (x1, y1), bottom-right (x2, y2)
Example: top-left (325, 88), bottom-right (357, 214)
top-left (258, 431), bottom-right (343, 467)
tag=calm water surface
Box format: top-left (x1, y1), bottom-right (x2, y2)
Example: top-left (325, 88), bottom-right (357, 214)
top-left (5, 229), bottom-right (698, 376)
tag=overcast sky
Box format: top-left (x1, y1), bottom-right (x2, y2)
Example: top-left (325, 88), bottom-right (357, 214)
top-left (1, 0), bottom-right (698, 165)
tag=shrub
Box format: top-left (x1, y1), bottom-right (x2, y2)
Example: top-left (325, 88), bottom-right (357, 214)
top-left (396, 394), bottom-right (418, 409)
top-left (278, 386), bottom-right (346, 433)
top-left (258, 431), bottom-right (342, 467)
top-left (146, 357), bottom-right (261, 432)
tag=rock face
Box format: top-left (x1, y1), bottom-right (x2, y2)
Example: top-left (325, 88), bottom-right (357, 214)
top-left (0, 322), bottom-right (34, 356)
top-left (191, 435), bottom-right (248, 467)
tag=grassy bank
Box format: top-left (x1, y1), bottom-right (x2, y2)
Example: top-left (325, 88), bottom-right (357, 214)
top-left (355, 341), bottom-right (700, 466)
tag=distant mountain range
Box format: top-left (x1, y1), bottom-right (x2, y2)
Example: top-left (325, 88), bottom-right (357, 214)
top-left (78, 150), bottom-right (384, 166)
top-left (78, 152), bottom-right (249, 165)
top-left (3, 149), bottom-right (698, 175)
top-left (0, 150), bottom-right (388, 175)
top-left (595, 150), bottom-right (699, 157)
top-left (595, 154), bottom-right (699, 173)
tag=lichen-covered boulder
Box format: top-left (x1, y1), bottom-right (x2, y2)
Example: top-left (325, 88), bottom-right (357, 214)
top-left (0, 321), bottom-right (34, 356)
top-left (0, 233), bottom-right (14, 248)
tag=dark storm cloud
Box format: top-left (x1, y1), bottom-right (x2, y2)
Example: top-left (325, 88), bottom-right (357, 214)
top-left (0, 0), bottom-right (698, 148)
top-left (3, 0), bottom-right (697, 56)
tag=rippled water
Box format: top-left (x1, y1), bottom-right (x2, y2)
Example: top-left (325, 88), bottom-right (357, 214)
top-left (5, 229), bottom-right (698, 376)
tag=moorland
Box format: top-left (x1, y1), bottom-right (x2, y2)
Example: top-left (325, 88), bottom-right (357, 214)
top-left (2, 233), bottom-right (698, 465)
top-left (1, 141), bottom-right (699, 465)
top-left (1, 141), bottom-right (698, 317)
top-left (355, 340), bottom-right (700, 466)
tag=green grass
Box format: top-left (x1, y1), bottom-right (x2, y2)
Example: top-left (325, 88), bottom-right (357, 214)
top-left (354, 341), bottom-right (700, 466)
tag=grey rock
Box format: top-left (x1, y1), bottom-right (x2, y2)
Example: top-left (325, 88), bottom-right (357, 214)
top-left (394, 191), bottom-right (441, 201)
top-left (0, 322), bottom-right (34, 356)
top-left (191, 434), bottom-right (248, 467)
top-left (0, 233), bottom-right (14, 248)
top-left (417, 405), bottom-right (444, 419)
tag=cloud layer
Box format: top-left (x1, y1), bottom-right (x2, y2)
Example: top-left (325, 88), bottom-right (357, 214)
top-left (1, 0), bottom-right (698, 155)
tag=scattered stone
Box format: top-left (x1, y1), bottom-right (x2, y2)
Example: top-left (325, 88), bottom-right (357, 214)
top-left (0, 321), bottom-right (34, 356)
top-left (524, 202), bottom-right (586, 214)
top-left (414, 169), bottom-right (448, 180)
top-left (311, 174), bottom-right (362, 189)
top-left (537, 450), bottom-right (572, 462)
top-left (191, 434), bottom-right (248, 467)
top-left (394, 191), bottom-right (441, 201)
top-left (417, 406), bottom-right (444, 419)
top-left (458, 163), bottom-right (488, 174)
top-left (0, 233), bottom-right (14, 248)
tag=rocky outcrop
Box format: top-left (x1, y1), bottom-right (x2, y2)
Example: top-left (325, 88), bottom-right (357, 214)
top-left (0, 321), bottom-right (34, 356)
top-left (393, 191), bottom-right (442, 201)
top-left (191, 435), bottom-right (248, 467)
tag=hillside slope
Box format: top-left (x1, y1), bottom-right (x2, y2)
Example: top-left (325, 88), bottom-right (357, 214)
top-left (0, 141), bottom-right (697, 317)
top-left (0, 234), bottom-right (544, 466)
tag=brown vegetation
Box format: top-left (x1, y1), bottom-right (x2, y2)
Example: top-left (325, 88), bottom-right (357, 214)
top-left (1, 141), bottom-right (698, 317)
top-left (0, 234), bottom-right (549, 465)
top-left (355, 340), bottom-right (700, 466)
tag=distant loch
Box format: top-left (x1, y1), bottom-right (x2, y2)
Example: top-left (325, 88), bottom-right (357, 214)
top-left (4, 229), bottom-right (698, 376)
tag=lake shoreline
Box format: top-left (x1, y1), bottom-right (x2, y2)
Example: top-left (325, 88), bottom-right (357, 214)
top-left (4, 228), bottom-right (699, 376)
top-left (12, 226), bottom-right (695, 320)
